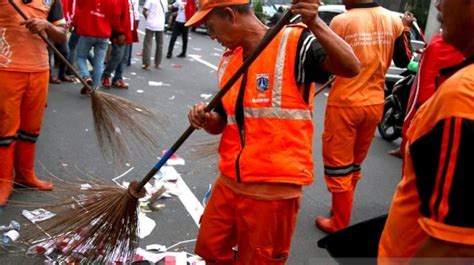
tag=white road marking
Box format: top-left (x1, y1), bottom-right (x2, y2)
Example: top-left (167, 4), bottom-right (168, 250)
top-left (188, 54), bottom-right (218, 70)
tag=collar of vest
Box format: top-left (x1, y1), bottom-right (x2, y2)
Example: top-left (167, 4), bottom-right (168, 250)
top-left (439, 56), bottom-right (474, 77)
top-left (346, 2), bottom-right (380, 10)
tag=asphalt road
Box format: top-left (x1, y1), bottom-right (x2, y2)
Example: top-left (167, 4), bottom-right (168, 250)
top-left (0, 22), bottom-right (404, 265)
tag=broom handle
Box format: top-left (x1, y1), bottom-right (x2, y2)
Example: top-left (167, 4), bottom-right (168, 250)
top-left (313, 75), bottom-right (335, 98)
top-left (8, 0), bottom-right (94, 91)
top-left (137, 10), bottom-right (294, 190)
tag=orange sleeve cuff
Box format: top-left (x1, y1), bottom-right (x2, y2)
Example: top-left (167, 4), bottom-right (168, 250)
top-left (419, 217), bottom-right (474, 245)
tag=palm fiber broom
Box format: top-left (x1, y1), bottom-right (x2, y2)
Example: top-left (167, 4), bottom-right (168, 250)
top-left (8, 0), bottom-right (165, 165)
top-left (18, 10), bottom-right (295, 263)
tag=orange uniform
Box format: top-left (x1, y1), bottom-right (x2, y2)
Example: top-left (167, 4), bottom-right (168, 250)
top-left (195, 23), bottom-right (329, 264)
top-left (379, 58), bottom-right (474, 263)
top-left (316, 2), bottom-right (412, 233)
top-left (0, 0), bottom-right (65, 205)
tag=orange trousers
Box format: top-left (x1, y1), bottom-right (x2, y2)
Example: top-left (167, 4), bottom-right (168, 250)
top-left (0, 70), bottom-right (48, 204)
top-left (322, 104), bottom-right (383, 193)
top-left (0, 70), bottom-right (49, 141)
top-left (195, 178), bottom-right (300, 265)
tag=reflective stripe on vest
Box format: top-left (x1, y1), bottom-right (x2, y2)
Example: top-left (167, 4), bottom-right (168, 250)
top-left (17, 131), bottom-right (39, 143)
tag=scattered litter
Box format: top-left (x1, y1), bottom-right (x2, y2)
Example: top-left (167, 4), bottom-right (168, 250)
top-left (22, 209), bottom-right (55, 223)
top-left (200, 94), bottom-right (212, 100)
top-left (154, 166), bottom-right (180, 181)
top-left (115, 127), bottom-right (121, 134)
top-left (202, 184), bottom-right (212, 206)
top-left (164, 252), bottom-right (187, 265)
top-left (169, 95), bottom-right (175, 100)
top-left (0, 220), bottom-right (20, 232)
top-left (125, 163), bottom-right (131, 167)
top-left (80, 183), bottom-right (92, 190)
top-left (2, 230), bottom-right (19, 244)
top-left (61, 163), bottom-right (68, 167)
top-left (85, 128), bottom-right (89, 132)
top-left (148, 81), bottom-right (171, 87)
top-left (136, 51), bottom-right (143, 56)
top-left (131, 72), bottom-right (137, 76)
top-left (324, 92), bottom-right (329, 97)
top-left (137, 90), bottom-right (144, 93)
top-left (112, 167), bottom-right (135, 187)
top-left (146, 244), bottom-right (167, 252)
top-left (52, 110), bottom-right (56, 113)
top-left (123, 77), bottom-right (130, 81)
top-left (212, 53), bottom-right (220, 57)
top-left (138, 213), bottom-right (156, 239)
top-left (135, 248), bottom-right (166, 263)
top-left (192, 47), bottom-right (202, 51)
top-left (161, 150), bottom-right (186, 166)
top-left (172, 64), bottom-right (182, 68)
top-left (213, 47), bottom-right (223, 52)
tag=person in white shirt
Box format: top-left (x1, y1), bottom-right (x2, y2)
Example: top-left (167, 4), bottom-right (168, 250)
top-left (166, 0), bottom-right (188, 58)
top-left (142, 0), bottom-right (168, 69)
top-left (127, 0), bottom-right (141, 66)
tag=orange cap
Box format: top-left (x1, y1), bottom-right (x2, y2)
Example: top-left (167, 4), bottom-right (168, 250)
top-left (185, 0), bottom-right (250, 27)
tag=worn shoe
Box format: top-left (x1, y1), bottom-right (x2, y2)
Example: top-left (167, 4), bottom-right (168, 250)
top-left (112, 79), bottom-right (129, 89)
top-left (142, 64), bottom-right (150, 70)
top-left (389, 147), bottom-right (402, 158)
top-left (101, 76), bottom-right (111, 88)
top-left (166, 53), bottom-right (172, 59)
top-left (155, 64), bottom-right (162, 69)
top-left (59, 75), bottom-right (75, 82)
top-left (177, 53), bottom-right (186, 58)
top-left (49, 76), bottom-right (61, 84)
top-left (80, 77), bottom-right (93, 95)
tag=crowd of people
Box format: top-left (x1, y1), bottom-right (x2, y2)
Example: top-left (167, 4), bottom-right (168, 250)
top-left (1, 0), bottom-right (473, 263)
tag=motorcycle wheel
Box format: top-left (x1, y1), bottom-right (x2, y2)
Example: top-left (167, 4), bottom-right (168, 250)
top-left (378, 100), bottom-right (402, 142)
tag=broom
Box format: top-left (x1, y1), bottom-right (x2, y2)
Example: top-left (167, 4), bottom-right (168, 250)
top-left (18, 10), bottom-right (295, 263)
top-left (8, 0), bottom-right (165, 165)
top-left (188, 75), bottom-right (336, 159)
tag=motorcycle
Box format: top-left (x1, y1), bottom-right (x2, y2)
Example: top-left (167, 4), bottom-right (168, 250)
top-left (378, 60), bottom-right (419, 142)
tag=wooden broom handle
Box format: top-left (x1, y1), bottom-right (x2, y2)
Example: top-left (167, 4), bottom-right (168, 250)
top-left (136, 10), bottom-right (295, 190)
top-left (8, 0), bottom-right (94, 91)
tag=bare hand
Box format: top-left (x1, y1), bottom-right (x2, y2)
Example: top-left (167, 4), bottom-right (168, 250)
top-left (188, 103), bottom-right (212, 130)
top-left (290, 0), bottom-right (321, 26)
top-left (21, 18), bottom-right (50, 34)
top-left (402, 12), bottom-right (414, 28)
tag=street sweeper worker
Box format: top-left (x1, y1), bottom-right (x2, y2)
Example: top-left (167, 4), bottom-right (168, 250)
top-left (0, 0), bottom-right (67, 206)
top-left (378, 0), bottom-right (474, 262)
top-left (186, 0), bottom-right (360, 263)
top-left (315, 0), bottom-right (414, 234)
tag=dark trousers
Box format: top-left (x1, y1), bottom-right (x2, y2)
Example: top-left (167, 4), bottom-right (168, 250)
top-left (48, 41), bottom-right (70, 77)
top-left (167, 21), bottom-right (188, 56)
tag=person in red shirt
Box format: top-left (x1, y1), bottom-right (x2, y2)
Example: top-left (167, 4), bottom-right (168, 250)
top-left (389, 32), bottom-right (464, 158)
top-left (74, 0), bottom-right (126, 94)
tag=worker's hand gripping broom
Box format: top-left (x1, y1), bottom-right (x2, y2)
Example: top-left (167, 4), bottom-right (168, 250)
top-left (18, 10), bottom-right (295, 264)
top-left (8, 0), bottom-right (165, 165)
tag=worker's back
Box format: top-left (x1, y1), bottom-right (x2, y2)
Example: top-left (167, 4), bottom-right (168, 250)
top-left (328, 5), bottom-right (404, 107)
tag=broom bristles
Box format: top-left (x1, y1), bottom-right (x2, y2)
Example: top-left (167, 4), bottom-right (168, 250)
top-left (91, 91), bottom-right (167, 165)
top-left (187, 138), bottom-right (220, 159)
top-left (17, 184), bottom-right (140, 264)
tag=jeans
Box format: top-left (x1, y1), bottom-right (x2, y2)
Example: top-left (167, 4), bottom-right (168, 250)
top-left (143, 29), bottom-right (163, 66)
top-left (68, 30), bottom-right (94, 73)
top-left (167, 21), bottom-right (188, 56)
top-left (76, 36), bottom-right (109, 89)
top-left (103, 43), bottom-right (130, 83)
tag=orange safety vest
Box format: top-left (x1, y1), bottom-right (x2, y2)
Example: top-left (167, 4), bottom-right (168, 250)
top-left (217, 24), bottom-right (315, 186)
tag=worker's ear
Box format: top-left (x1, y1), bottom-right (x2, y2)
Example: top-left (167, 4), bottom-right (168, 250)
top-left (223, 7), bottom-right (237, 24)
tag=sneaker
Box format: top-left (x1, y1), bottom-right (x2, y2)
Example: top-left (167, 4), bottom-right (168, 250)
top-left (101, 76), bottom-right (111, 88)
top-left (177, 53), bottom-right (186, 58)
top-left (112, 79), bottom-right (129, 89)
top-left (142, 64), bottom-right (150, 70)
top-left (80, 78), bottom-right (93, 95)
top-left (49, 76), bottom-right (61, 84)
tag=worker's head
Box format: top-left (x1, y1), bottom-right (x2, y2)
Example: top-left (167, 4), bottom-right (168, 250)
top-left (186, 0), bottom-right (253, 50)
top-left (436, 0), bottom-right (474, 55)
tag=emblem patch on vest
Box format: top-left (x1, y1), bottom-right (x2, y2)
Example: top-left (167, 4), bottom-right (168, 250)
top-left (256, 74), bottom-right (270, 92)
